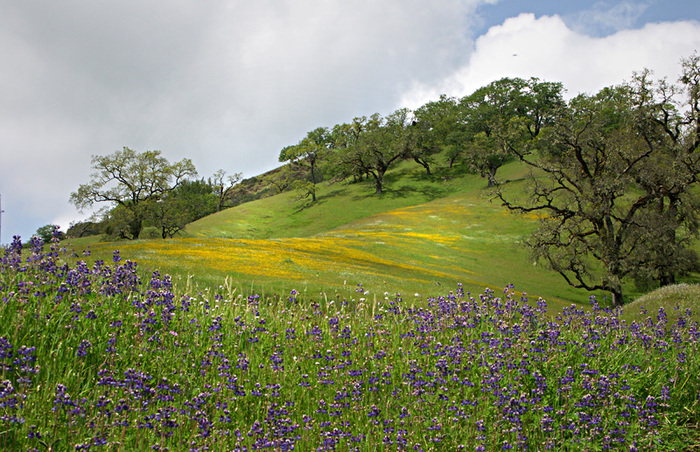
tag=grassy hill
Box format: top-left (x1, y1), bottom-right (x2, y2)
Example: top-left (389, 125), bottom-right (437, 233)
top-left (65, 158), bottom-right (699, 312)
top-left (8, 158), bottom-right (700, 451)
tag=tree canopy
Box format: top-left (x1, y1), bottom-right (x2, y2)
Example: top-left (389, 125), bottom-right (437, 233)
top-left (331, 109), bottom-right (412, 194)
top-left (279, 127), bottom-right (333, 202)
top-left (497, 56), bottom-right (700, 306)
top-left (456, 77), bottom-right (564, 187)
top-left (410, 95), bottom-right (460, 174)
top-left (70, 147), bottom-right (197, 239)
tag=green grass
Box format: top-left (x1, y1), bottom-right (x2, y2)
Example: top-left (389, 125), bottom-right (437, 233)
top-left (62, 158), bottom-right (700, 315)
top-left (623, 283), bottom-right (700, 324)
top-left (183, 161), bottom-right (480, 240)
top-left (2, 245), bottom-right (698, 451)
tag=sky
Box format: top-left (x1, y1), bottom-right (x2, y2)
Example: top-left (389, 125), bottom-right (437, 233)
top-left (1, 0), bottom-right (700, 244)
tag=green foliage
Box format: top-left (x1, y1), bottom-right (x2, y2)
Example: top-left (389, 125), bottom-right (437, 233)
top-left (145, 198), bottom-right (191, 239)
top-left (457, 77), bottom-right (564, 187)
top-left (290, 179), bottom-right (316, 202)
top-left (66, 220), bottom-right (103, 239)
top-left (411, 95), bottom-right (460, 173)
top-left (69, 147), bottom-right (198, 240)
top-left (331, 110), bottom-right (412, 194)
top-left (102, 202), bottom-right (141, 239)
top-left (499, 56), bottom-right (700, 306)
top-left (144, 179), bottom-right (219, 239)
top-left (279, 127), bottom-right (333, 202)
top-left (34, 224), bottom-right (61, 243)
top-left (262, 165), bottom-right (298, 195)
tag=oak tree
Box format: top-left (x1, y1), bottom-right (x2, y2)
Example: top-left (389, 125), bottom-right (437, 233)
top-left (70, 147), bottom-right (197, 239)
top-left (410, 95), bottom-right (460, 174)
top-left (459, 77), bottom-right (564, 187)
top-left (498, 57), bottom-right (700, 305)
top-left (211, 169), bottom-right (242, 211)
top-left (279, 127), bottom-right (333, 202)
top-left (333, 110), bottom-right (411, 194)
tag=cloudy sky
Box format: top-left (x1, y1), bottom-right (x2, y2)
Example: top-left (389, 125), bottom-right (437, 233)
top-left (1, 0), bottom-right (700, 243)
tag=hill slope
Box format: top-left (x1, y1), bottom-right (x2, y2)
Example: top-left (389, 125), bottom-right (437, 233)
top-left (183, 161), bottom-right (475, 240)
top-left (68, 157), bottom-right (700, 309)
top-left (66, 160), bottom-right (592, 312)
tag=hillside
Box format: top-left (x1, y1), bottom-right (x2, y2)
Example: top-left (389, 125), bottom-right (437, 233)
top-left (67, 159), bottom-right (617, 312)
top-left (16, 152), bottom-right (700, 452)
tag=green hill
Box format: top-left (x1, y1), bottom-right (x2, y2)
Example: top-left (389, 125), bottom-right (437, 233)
top-left (66, 158), bottom-right (697, 311)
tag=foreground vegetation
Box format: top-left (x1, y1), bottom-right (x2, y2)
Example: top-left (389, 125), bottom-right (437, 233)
top-left (2, 236), bottom-right (698, 451)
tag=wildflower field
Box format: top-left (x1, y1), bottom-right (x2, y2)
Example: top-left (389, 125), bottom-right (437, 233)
top-left (1, 235), bottom-right (699, 451)
top-left (102, 166), bottom-right (591, 311)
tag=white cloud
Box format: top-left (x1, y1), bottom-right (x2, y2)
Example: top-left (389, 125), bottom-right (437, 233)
top-left (3, 2), bottom-right (699, 243)
top-left (399, 13), bottom-right (700, 108)
top-left (0, 1), bottom-right (483, 241)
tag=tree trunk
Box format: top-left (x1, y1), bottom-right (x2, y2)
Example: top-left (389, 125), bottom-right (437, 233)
top-left (413, 157), bottom-right (431, 175)
top-left (609, 285), bottom-right (624, 307)
top-left (310, 164), bottom-right (317, 185)
top-left (374, 171), bottom-right (384, 194)
top-left (375, 179), bottom-right (383, 194)
top-left (486, 166), bottom-right (498, 187)
top-left (448, 153), bottom-right (459, 168)
top-left (364, 166), bottom-right (387, 195)
top-left (128, 218), bottom-right (143, 240)
top-left (659, 272), bottom-right (676, 286)
top-left (310, 165), bottom-right (318, 202)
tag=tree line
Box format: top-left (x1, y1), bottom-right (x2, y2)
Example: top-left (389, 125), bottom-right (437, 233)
top-left (68, 54), bottom-right (700, 305)
top-left (276, 76), bottom-right (564, 197)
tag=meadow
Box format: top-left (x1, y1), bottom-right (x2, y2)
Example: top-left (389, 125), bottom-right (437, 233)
top-left (4, 159), bottom-right (700, 450)
top-left (1, 234), bottom-right (698, 451)
top-left (73, 161), bottom-right (609, 313)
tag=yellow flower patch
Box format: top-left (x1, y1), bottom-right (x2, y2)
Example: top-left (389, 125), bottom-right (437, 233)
top-left (120, 235), bottom-right (459, 283)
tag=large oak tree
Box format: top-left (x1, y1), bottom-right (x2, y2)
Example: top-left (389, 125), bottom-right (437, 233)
top-left (332, 109), bottom-right (412, 194)
top-left (70, 147), bottom-right (197, 240)
top-left (498, 56), bottom-right (700, 306)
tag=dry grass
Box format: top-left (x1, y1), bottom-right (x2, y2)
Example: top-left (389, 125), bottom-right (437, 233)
top-left (623, 283), bottom-right (700, 324)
